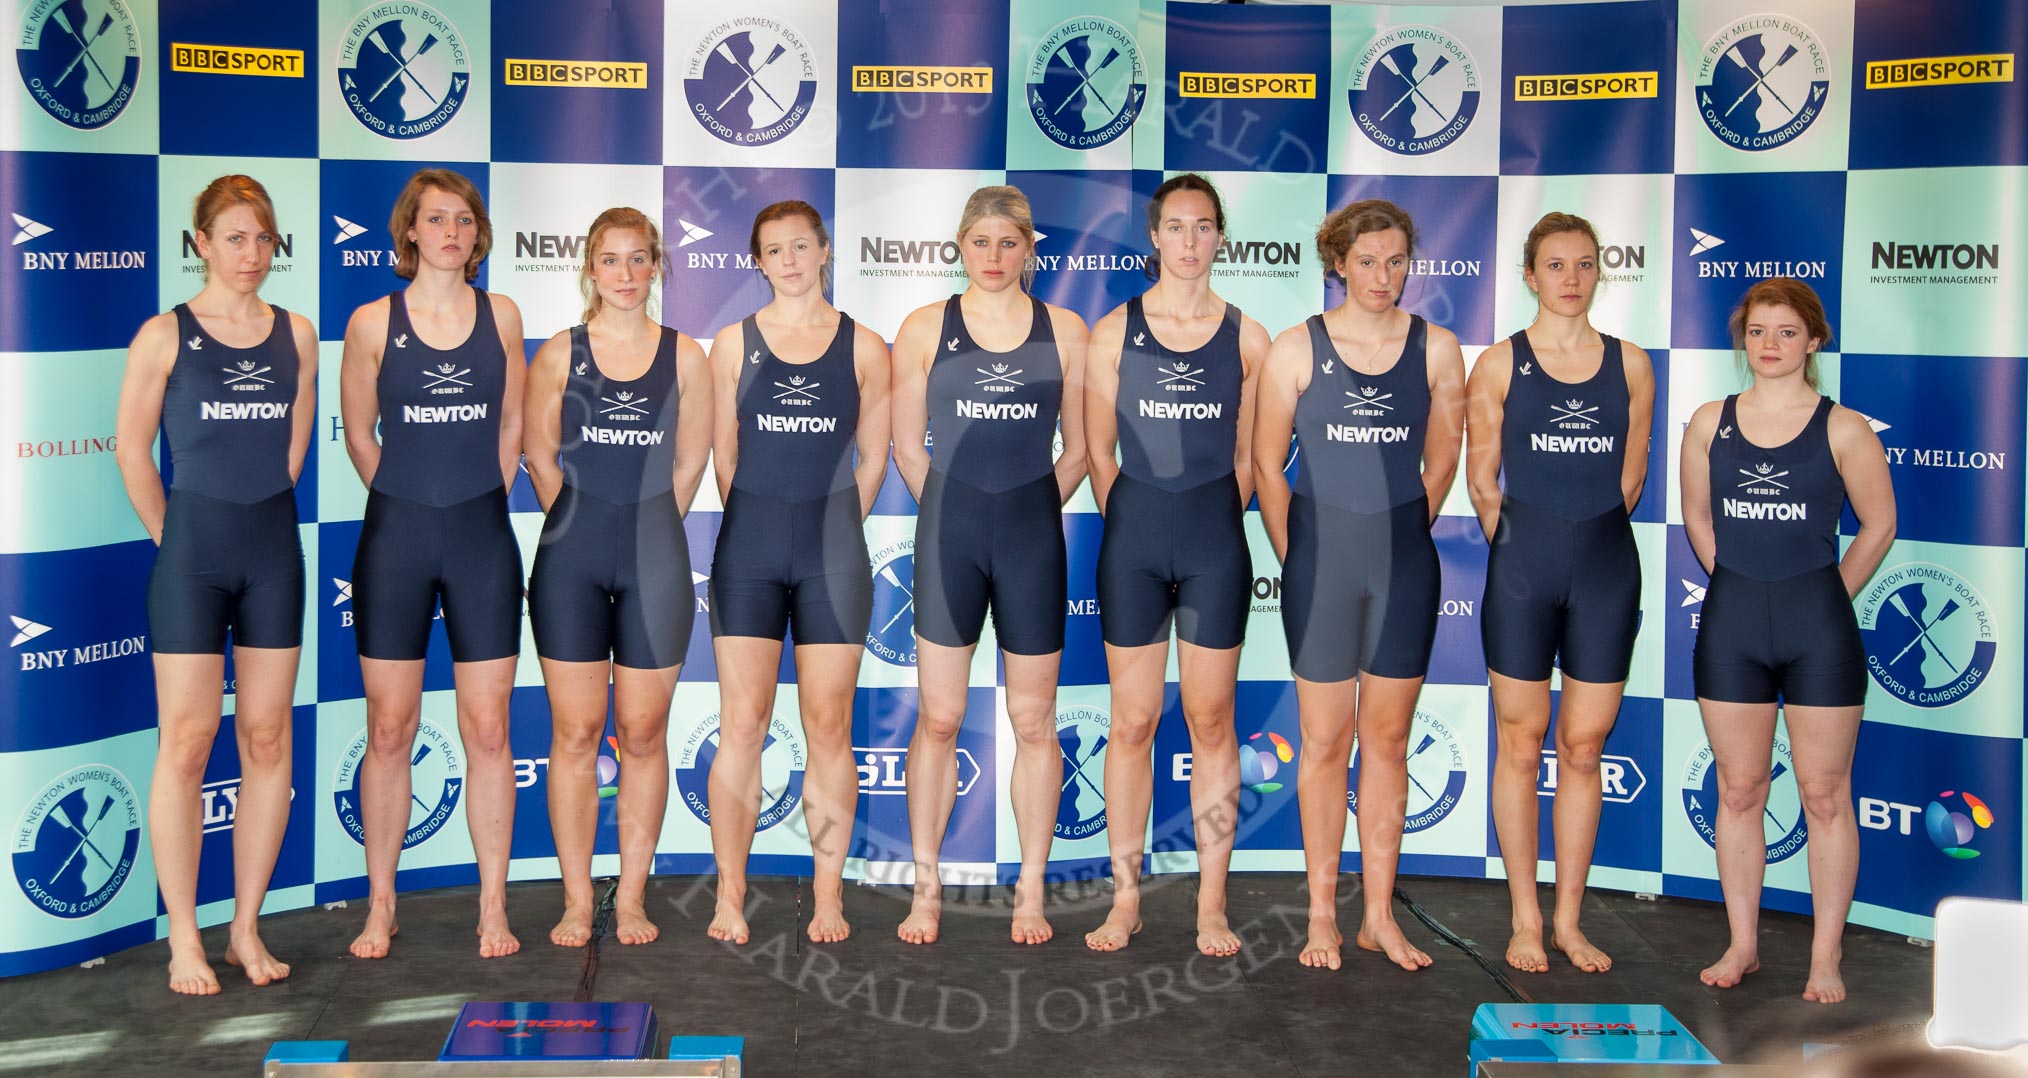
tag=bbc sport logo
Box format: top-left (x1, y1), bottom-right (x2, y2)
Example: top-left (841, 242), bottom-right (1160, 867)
top-left (12, 764), bottom-right (140, 919)
top-left (1024, 16), bottom-right (1146, 151)
top-left (15, 0), bottom-right (142, 131)
top-left (335, 1), bottom-right (471, 141)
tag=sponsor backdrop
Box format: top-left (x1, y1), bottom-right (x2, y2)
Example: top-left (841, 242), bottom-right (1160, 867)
top-left (0, 0), bottom-right (2021, 974)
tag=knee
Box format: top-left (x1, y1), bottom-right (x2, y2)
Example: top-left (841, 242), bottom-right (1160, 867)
top-left (238, 720), bottom-right (289, 771)
top-left (1796, 777), bottom-right (1851, 824)
top-left (459, 713), bottom-right (512, 758)
top-left (799, 710), bottom-right (852, 752)
top-left (1109, 712), bottom-right (1159, 749)
top-left (550, 722), bottom-right (603, 760)
top-left (1186, 715), bottom-right (1235, 753)
top-left (158, 729), bottom-right (213, 780)
top-left (914, 704), bottom-right (963, 745)
top-left (1554, 739), bottom-right (1604, 777)
top-left (1005, 706), bottom-right (1054, 750)
top-left (1717, 776), bottom-right (1771, 817)
top-left (614, 718), bottom-right (665, 760)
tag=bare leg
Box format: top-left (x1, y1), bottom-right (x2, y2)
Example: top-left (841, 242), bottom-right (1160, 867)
top-left (1085, 641), bottom-right (1165, 952)
top-left (1351, 672), bottom-right (1433, 971)
top-left (1785, 703), bottom-right (1862, 1003)
top-left (541, 657), bottom-right (610, 948)
top-left (1489, 671), bottom-right (1552, 974)
top-left (1294, 674), bottom-right (1356, 970)
top-left (220, 645), bottom-right (300, 986)
top-left (706, 636), bottom-right (784, 944)
top-left (900, 637), bottom-right (974, 945)
top-left (351, 657), bottom-right (424, 959)
top-left (610, 662), bottom-right (679, 945)
top-left (453, 657), bottom-right (520, 957)
top-left (150, 653), bottom-right (226, 994)
top-left (1695, 698), bottom-right (1780, 989)
top-left (1546, 675), bottom-right (1627, 974)
top-left (795, 642), bottom-right (862, 944)
top-left (1003, 649), bottom-right (1063, 945)
top-left (1178, 641), bottom-right (1242, 957)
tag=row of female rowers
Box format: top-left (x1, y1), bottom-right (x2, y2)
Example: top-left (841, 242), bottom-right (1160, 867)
top-left (121, 169), bottom-right (1888, 1006)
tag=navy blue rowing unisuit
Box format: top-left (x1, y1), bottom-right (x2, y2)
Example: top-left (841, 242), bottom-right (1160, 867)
top-left (352, 287), bottom-right (521, 663)
top-left (916, 295), bottom-right (1067, 653)
top-left (149, 303), bottom-right (304, 653)
top-left (1695, 394), bottom-right (1864, 707)
top-left (529, 326), bottom-right (693, 668)
top-left (1282, 312), bottom-right (1438, 681)
top-left (1482, 331), bottom-right (1640, 683)
top-left (1098, 297), bottom-right (1249, 649)
top-left (710, 315), bottom-right (872, 644)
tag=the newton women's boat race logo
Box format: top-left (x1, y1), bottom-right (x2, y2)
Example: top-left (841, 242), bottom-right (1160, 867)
top-left (16, 0), bottom-right (141, 130)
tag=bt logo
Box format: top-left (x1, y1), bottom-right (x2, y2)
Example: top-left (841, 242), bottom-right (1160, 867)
top-left (1859, 790), bottom-right (1996, 859)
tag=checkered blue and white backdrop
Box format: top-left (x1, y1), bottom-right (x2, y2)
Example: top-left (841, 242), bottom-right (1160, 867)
top-left (2, 0), bottom-right (2023, 976)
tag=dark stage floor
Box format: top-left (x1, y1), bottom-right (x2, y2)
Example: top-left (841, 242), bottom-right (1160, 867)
top-left (0, 874), bottom-right (1938, 1076)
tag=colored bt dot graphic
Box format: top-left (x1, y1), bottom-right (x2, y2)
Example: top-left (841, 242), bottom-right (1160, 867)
top-left (1240, 730), bottom-right (1294, 793)
top-left (1926, 790), bottom-right (1995, 859)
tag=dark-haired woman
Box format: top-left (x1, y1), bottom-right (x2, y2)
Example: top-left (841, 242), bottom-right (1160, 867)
top-left (339, 168), bottom-right (526, 960)
top-left (525, 208), bottom-right (711, 949)
top-left (891, 185), bottom-right (1088, 945)
top-left (1255, 199), bottom-right (1465, 972)
top-left (1085, 173), bottom-right (1270, 957)
top-left (705, 201), bottom-right (891, 945)
top-left (1466, 212), bottom-right (1655, 976)
top-left (116, 175), bottom-right (317, 993)
top-left (1681, 278), bottom-right (1893, 1004)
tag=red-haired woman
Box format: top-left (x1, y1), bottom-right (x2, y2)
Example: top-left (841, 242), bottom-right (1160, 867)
top-left (116, 175), bottom-right (317, 993)
top-left (704, 201), bottom-right (891, 945)
top-left (339, 168), bottom-right (527, 960)
top-left (1680, 278), bottom-right (1894, 1003)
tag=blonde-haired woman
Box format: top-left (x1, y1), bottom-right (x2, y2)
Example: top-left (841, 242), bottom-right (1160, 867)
top-left (890, 185), bottom-right (1089, 945)
top-left (524, 207), bottom-right (712, 949)
top-left (339, 167), bottom-right (526, 960)
top-left (115, 174), bottom-right (317, 993)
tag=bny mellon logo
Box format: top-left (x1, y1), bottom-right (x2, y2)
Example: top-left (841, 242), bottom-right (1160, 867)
top-left (333, 216), bottom-right (367, 244)
top-left (1689, 228), bottom-right (1726, 257)
top-left (11, 214), bottom-right (52, 246)
top-left (10, 616), bottom-right (52, 648)
top-left (677, 220), bottom-right (714, 248)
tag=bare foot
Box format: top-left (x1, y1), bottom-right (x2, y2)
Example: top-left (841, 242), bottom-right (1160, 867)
top-left (477, 904), bottom-right (520, 958)
top-left (808, 898), bottom-right (851, 944)
top-left (1299, 913), bottom-right (1343, 970)
top-left (550, 902), bottom-right (594, 948)
top-left (1197, 912), bottom-right (1241, 957)
top-left (898, 888), bottom-right (940, 945)
top-left (1010, 882), bottom-right (1051, 945)
top-left (349, 901), bottom-right (398, 959)
top-left (1083, 904), bottom-right (1141, 952)
top-left (1506, 924), bottom-right (1549, 973)
top-left (1356, 917), bottom-right (1433, 971)
top-left (707, 898), bottom-right (750, 944)
top-left (1550, 924), bottom-right (1612, 973)
top-left (1802, 950), bottom-right (1845, 1003)
top-left (223, 928), bottom-right (291, 986)
top-left (1698, 945), bottom-right (1759, 988)
top-left (167, 935), bottom-right (220, 995)
top-left (614, 901), bottom-right (659, 946)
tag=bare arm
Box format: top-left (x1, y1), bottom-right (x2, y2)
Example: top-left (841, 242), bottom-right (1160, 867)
top-left (1622, 343), bottom-right (1656, 513)
top-left (491, 294), bottom-right (527, 490)
top-left (287, 313), bottom-right (318, 484)
top-left (113, 313), bottom-right (177, 543)
top-left (1464, 338), bottom-right (1512, 540)
top-left (1252, 325), bottom-right (1310, 562)
top-left (1233, 314), bottom-right (1271, 509)
top-left (1680, 401), bottom-right (1722, 574)
top-left (1083, 307), bottom-right (1126, 513)
top-left (852, 323), bottom-right (894, 518)
top-left (339, 299), bottom-right (389, 488)
top-left (1050, 304), bottom-right (1090, 504)
top-left (889, 303), bottom-right (939, 499)
top-left (708, 323), bottom-right (743, 504)
top-left (671, 333), bottom-right (714, 516)
top-left (521, 331), bottom-right (570, 511)
top-left (1831, 406), bottom-right (1897, 597)
top-left (1422, 324), bottom-right (1467, 524)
